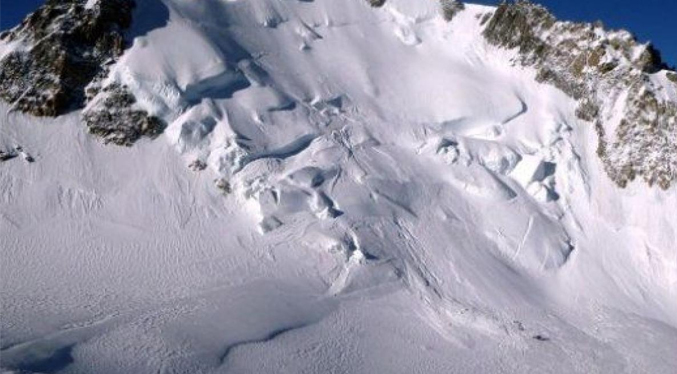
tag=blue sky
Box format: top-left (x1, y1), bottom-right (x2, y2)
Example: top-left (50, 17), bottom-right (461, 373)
top-left (1, 0), bottom-right (45, 29)
top-left (1, 0), bottom-right (675, 66)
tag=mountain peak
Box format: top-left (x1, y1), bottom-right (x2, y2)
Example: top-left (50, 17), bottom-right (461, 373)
top-left (1, 2), bottom-right (676, 372)
top-left (2, 0), bottom-right (674, 185)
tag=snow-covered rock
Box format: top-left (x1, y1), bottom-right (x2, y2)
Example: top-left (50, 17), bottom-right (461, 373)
top-left (483, 0), bottom-right (677, 189)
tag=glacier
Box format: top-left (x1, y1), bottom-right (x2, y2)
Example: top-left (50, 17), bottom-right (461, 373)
top-left (1, 0), bottom-right (676, 373)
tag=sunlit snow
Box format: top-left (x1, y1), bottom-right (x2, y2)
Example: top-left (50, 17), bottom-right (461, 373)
top-left (1, 0), bottom-right (676, 373)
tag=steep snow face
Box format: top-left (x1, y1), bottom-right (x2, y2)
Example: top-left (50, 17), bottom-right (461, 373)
top-left (2, 0), bottom-right (677, 373)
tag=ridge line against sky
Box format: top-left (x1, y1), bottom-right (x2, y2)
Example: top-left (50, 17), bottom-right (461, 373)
top-left (471, 0), bottom-right (676, 68)
top-left (0, 0), bottom-right (675, 66)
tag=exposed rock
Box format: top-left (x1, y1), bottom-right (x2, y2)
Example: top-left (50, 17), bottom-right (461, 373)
top-left (440, 0), bottom-right (465, 22)
top-left (367, 0), bottom-right (386, 8)
top-left (482, 0), bottom-right (677, 189)
top-left (668, 72), bottom-right (677, 84)
top-left (483, 1), bottom-right (556, 54)
top-left (634, 44), bottom-right (667, 73)
top-left (0, 0), bottom-right (166, 146)
top-left (0, 0), bottom-right (134, 117)
top-left (0, 0), bottom-right (164, 146)
top-left (82, 84), bottom-right (165, 146)
top-left (15, 146), bottom-right (35, 163)
top-left (575, 99), bottom-right (600, 123)
top-left (215, 178), bottom-right (232, 195)
top-left (601, 83), bottom-right (677, 190)
top-left (189, 159), bottom-right (208, 171)
top-left (0, 150), bottom-right (18, 162)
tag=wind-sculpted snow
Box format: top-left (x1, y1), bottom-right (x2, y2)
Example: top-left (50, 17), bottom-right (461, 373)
top-left (1, 0), bottom-right (676, 373)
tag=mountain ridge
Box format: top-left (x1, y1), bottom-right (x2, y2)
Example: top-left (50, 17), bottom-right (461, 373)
top-left (1, 1), bottom-right (676, 373)
top-left (1, 0), bottom-right (675, 187)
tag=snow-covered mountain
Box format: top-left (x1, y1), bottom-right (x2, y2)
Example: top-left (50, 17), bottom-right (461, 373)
top-left (1, 0), bottom-right (676, 373)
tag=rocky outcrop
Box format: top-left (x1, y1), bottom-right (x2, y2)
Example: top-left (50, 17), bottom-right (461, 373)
top-left (602, 81), bottom-right (677, 189)
top-left (668, 72), bottom-right (677, 84)
top-left (366, 0), bottom-right (386, 8)
top-left (0, 0), bottom-right (133, 116)
top-left (440, 0), bottom-right (465, 22)
top-left (0, 0), bottom-right (164, 146)
top-left (482, 0), bottom-right (677, 189)
top-left (82, 84), bottom-right (164, 146)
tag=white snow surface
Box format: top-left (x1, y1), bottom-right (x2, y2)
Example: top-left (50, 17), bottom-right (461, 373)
top-left (2, 0), bottom-right (677, 373)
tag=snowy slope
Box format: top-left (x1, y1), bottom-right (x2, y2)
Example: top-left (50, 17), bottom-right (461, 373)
top-left (1, 0), bottom-right (676, 373)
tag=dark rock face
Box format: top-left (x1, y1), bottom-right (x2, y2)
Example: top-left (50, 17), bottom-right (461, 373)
top-left (440, 0), bottom-right (465, 22)
top-left (0, 0), bottom-right (133, 116)
top-left (483, 1), bottom-right (556, 54)
top-left (668, 72), bottom-right (677, 84)
top-left (83, 84), bottom-right (165, 146)
top-left (483, 0), bottom-right (677, 189)
top-left (0, 0), bottom-right (163, 146)
top-left (367, 0), bottom-right (386, 8)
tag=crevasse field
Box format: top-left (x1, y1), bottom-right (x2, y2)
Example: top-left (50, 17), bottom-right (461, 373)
top-left (1, 0), bottom-right (676, 373)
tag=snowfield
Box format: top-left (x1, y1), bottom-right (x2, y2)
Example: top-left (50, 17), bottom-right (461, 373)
top-left (1, 0), bottom-right (676, 373)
